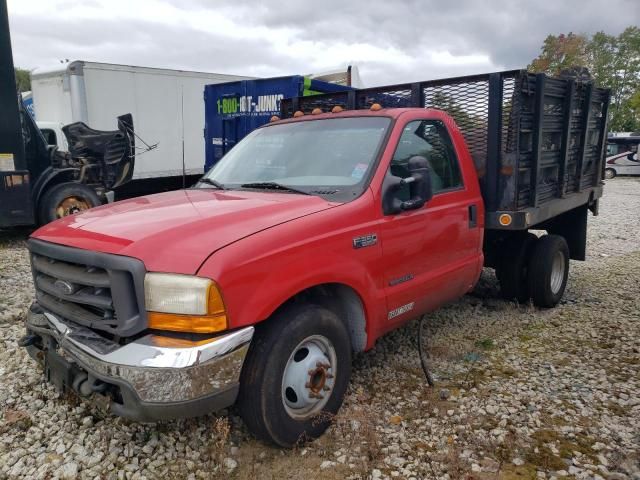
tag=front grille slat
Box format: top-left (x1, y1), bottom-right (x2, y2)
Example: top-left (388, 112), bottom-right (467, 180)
top-left (31, 252), bottom-right (117, 330)
top-left (36, 291), bottom-right (115, 328)
top-left (35, 275), bottom-right (114, 310)
top-left (32, 255), bottom-right (110, 288)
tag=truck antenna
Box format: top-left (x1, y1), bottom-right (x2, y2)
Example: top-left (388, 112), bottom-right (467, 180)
top-left (181, 85), bottom-right (186, 189)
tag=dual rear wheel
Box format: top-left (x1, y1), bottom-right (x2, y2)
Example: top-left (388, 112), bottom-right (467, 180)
top-left (496, 234), bottom-right (569, 308)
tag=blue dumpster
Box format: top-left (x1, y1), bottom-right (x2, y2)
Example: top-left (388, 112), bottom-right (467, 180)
top-left (203, 76), bottom-right (353, 170)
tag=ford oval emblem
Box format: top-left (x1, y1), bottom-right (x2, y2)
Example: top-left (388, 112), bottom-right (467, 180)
top-left (53, 280), bottom-right (75, 295)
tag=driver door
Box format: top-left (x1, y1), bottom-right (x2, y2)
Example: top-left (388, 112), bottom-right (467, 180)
top-left (378, 117), bottom-right (481, 328)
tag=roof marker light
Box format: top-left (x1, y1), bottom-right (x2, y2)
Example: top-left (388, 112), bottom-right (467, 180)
top-left (269, 115), bottom-right (280, 122)
top-left (370, 103), bottom-right (382, 111)
top-left (293, 111), bottom-right (305, 118)
top-left (331, 106), bottom-right (344, 113)
top-left (311, 108), bottom-right (323, 115)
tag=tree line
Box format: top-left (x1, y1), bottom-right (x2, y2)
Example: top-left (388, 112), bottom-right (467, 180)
top-left (14, 67), bottom-right (30, 92)
top-left (529, 27), bottom-right (640, 133)
top-left (14, 27), bottom-right (639, 132)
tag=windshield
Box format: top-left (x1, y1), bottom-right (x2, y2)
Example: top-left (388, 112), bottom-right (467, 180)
top-left (200, 116), bottom-right (391, 201)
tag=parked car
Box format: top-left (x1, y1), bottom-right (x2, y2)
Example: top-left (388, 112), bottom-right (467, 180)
top-left (605, 135), bottom-right (640, 178)
top-left (20, 70), bottom-right (609, 447)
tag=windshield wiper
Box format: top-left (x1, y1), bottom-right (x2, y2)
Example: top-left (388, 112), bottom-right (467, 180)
top-left (240, 182), bottom-right (311, 195)
top-left (198, 177), bottom-right (226, 190)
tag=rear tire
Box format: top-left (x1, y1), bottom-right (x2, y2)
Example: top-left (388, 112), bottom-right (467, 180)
top-left (38, 182), bottom-right (101, 225)
top-left (496, 233), bottom-right (538, 302)
top-left (604, 168), bottom-right (616, 180)
top-left (237, 303), bottom-right (352, 447)
top-left (527, 235), bottom-right (569, 308)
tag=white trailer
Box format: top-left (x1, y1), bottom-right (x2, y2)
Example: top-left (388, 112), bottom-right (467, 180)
top-left (31, 61), bottom-right (252, 181)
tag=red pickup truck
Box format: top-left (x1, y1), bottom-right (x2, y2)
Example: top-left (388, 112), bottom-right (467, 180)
top-left (21, 70), bottom-right (609, 447)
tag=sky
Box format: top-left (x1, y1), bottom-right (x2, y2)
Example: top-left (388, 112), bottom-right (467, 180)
top-left (7, 0), bottom-right (639, 87)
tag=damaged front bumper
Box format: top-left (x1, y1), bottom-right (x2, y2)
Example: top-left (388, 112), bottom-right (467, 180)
top-left (22, 305), bottom-right (253, 422)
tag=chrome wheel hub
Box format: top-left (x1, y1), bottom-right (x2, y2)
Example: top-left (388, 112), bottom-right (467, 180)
top-left (56, 196), bottom-right (90, 218)
top-left (281, 335), bottom-right (336, 419)
top-left (550, 250), bottom-right (565, 294)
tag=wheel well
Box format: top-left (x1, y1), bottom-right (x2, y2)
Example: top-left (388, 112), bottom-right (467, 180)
top-left (274, 283), bottom-right (368, 353)
top-left (34, 170), bottom-right (77, 206)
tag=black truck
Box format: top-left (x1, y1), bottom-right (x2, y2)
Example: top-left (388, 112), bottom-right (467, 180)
top-left (0, 0), bottom-right (135, 227)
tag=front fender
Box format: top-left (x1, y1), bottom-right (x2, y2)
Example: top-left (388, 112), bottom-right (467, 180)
top-left (32, 167), bottom-right (78, 205)
top-left (197, 193), bottom-right (387, 344)
top-left (250, 252), bottom-right (379, 327)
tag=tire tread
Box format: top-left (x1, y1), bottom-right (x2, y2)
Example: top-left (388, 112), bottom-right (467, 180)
top-left (528, 235), bottom-right (569, 308)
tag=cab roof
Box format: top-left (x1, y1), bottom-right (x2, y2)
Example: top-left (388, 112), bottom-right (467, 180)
top-left (270, 107), bottom-right (446, 125)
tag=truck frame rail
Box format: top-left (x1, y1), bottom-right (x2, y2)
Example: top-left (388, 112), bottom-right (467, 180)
top-left (281, 70), bottom-right (611, 230)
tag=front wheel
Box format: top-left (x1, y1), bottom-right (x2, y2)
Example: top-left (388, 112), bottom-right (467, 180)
top-left (604, 168), bottom-right (616, 180)
top-left (38, 182), bottom-right (101, 225)
top-left (238, 304), bottom-right (352, 447)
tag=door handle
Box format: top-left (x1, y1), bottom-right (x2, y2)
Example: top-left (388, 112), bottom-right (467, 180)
top-left (468, 204), bottom-right (477, 228)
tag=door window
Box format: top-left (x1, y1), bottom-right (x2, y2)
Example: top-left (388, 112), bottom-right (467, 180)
top-left (389, 120), bottom-right (462, 199)
top-left (40, 128), bottom-right (57, 147)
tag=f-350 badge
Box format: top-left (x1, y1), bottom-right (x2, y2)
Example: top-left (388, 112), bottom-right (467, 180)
top-left (353, 234), bottom-right (377, 249)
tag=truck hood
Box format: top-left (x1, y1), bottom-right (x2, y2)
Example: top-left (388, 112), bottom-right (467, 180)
top-left (32, 189), bottom-right (337, 274)
top-left (63, 113), bottom-right (135, 189)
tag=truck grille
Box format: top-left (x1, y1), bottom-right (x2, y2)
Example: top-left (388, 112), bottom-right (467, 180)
top-left (28, 239), bottom-right (147, 337)
top-left (32, 254), bottom-right (118, 331)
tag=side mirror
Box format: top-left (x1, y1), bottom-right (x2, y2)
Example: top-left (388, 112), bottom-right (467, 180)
top-left (382, 155), bottom-right (433, 215)
top-left (403, 155), bottom-right (433, 209)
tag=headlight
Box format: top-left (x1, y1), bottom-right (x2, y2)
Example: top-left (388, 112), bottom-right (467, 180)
top-left (144, 273), bottom-right (227, 333)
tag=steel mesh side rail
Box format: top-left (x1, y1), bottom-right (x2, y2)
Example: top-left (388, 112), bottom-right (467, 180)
top-left (281, 70), bottom-right (610, 215)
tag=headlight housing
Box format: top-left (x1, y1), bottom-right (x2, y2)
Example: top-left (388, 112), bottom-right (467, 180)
top-left (144, 273), bottom-right (227, 333)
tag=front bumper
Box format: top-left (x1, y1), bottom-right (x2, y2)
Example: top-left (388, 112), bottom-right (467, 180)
top-left (23, 306), bottom-right (253, 422)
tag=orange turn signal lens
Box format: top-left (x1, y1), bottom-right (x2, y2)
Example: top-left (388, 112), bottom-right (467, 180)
top-left (148, 335), bottom-right (220, 348)
top-left (148, 312), bottom-right (227, 334)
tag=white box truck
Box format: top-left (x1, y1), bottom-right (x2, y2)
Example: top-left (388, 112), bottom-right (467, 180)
top-left (31, 61), bottom-right (252, 194)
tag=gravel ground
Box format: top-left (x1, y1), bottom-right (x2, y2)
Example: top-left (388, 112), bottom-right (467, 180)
top-left (1, 178), bottom-right (639, 480)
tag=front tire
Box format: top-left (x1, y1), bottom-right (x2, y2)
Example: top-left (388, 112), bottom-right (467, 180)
top-left (238, 304), bottom-right (352, 447)
top-left (604, 168), bottom-right (616, 180)
top-left (527, 235), bottom-right (569, 308)
top-left (38, 182), bottom-right (101, 225)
